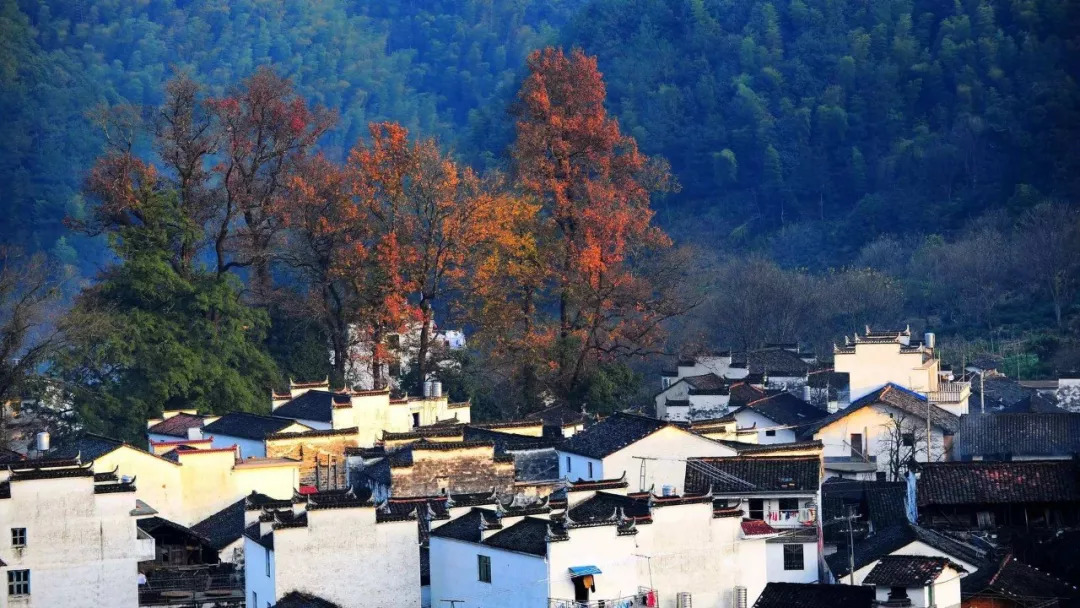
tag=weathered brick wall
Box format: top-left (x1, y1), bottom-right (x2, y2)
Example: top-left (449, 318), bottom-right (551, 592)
top-left (391, 446), bottom-right (515, 497)
top-left (266, 431), bottom-right (359, 490)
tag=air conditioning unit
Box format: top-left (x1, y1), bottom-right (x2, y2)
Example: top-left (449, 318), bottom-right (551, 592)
top-left (676, 592), bottom-right (692, 608)
top-left (734, 586), bottom-right (748, 608)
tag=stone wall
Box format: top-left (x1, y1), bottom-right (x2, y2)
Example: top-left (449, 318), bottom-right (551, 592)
top-left (265, 428), bottom-right (360, 490)
top-left (391, 443), bottom-right (515, 497)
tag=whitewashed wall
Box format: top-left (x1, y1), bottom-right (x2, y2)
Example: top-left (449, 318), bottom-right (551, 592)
top-left (0, 476), bottom-right (146, 608)
top-left (602, 426), bottom-right (738, 494)
top-left (765, 541), bottom-right (818, 583)
top-left (731, 409), bottom-right (798, 444)
top-left (558, 451), bottom-right (603, 482)
top-left (243, 536), bottom-right (275, 608)
top-left (813, 404), bottom-right (946, 476)
top-left (429, 537), bottom-right (548, 608)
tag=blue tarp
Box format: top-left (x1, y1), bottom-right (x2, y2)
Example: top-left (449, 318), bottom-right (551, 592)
top-left (568, 566), bottom-right (602, 577)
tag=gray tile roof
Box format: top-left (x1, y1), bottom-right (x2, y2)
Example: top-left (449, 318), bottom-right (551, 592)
top-left (736, 392), bottom-right (828, 427)
top-left (917, 460), bottom-right (1080, 506)
top-left (752, 583), bottom-right (874, 608)
top-left (146, 413), bottom-right (205, 438)
top-left (272, 390), bottom-right (349, 423)
top-left (863, 555), bottom-right (965, 586)
top-left (481, 517), bottom-right (550, 556)
top-left (684, 456), bottom-right (821, 495)
top-left (202, 412), bottom-right (300, 440)
top-left (732, 348), bottom-right (813, 376)
top-left (557, 413), bottom-right (667, 459)
top-left (801, 383), bottom-right (960, 438)
top-left (274, 591), bottom-right (343, 608)
top-left (961, 554), bottom-right (1080, 603)
top-left (954, 413), bottom-right (1080, 459)
top-left (191, 499), bottom-right (245, 551)
top-left (825, 524), bottom-right (986, 579)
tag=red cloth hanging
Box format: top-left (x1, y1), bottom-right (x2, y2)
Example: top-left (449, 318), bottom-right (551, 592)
top-left (646, 590), bottom-right (657, 607)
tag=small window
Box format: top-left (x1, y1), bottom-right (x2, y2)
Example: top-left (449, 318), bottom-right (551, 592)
top-left (587, 462), bottom-right (594, 478)
top-left (765, 429), bottom-right (776, 437)
top-left (777, 498), bottom-right (798, 512)
top-left (748, 498), bottom-right (764, 520)
top-left (265, 549), bottom-right (271, 577)
top-left (252, 591), bottom-right (257, 607)
top-left (8, 570), bottom-right (29, 596)
top-left (478, 555), bottom-right (492, 583)
top-left (876, 471), bottom-right (887, 482)
top-left (566, 456), bottom-right (571, 472)
top-left (387, 334), bottom-right (401, 349)
top-left (783, 544), bottom-right (804, 570)
top-left (902, 432), bottom-right (915, 447)
top-left (11, 528), bottom-right (26, 548)
top-left (389, 361), bottom-right (402, 378)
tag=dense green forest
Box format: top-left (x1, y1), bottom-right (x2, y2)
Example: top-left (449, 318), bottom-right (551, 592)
top-left (1, 0), bottom-right (1079, 427)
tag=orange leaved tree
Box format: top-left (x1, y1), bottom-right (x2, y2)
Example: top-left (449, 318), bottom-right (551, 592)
top-left (511, 47), bottom-right (685, 403)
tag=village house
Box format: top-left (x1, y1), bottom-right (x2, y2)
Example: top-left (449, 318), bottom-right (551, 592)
top-left (917, 460), bottom-right (1080, 530)
top-left (752, 582), bottom-right (875, 608)
top-left (729, 345), bottom-right (817, 390)
top-left (244, 488), bottom-right (421, 608)
top-left (340, 320), bottom-right (466, 391)
top-left (833, 326), bottom-right (971, 414)
top-left (556, 412), bottom-right (739, 494)
top-left (686, 415), bottom-right (761, 443)
top-left (51, 434), bottom-right (299, 526)
top-left (820, 477), bottom-right (911, 551)
top-left (825, 524), bottom-right (985, 585)
top-left (805, 369), bottom-right (851, 413)
top-left (145, 410), bottom-right (207, 444)
top-left (729, 392), bottom-right (829, 444)
top-left (0, 457), bottom-right (154, 608)
top-left (271, 379), bottom-right (472, 443)
top-left (959, 553), bottom-right (1080, 607)
top-left (685, 455), bottom-right (824, 584)
top-left (199, 412), bottom-right (312, 458)
top-left (801, 383), bottom-right (960, 480)
top-left (429, 477), bottom-right (769, 607)
top-left (654, 373), bottom-right (739, 421)
top-left (348, 439), bottom-right (517, 503)
top-left (953, 412), bottom-right (1080, 461)
top-left (861, 555), bottom-right (966, 608)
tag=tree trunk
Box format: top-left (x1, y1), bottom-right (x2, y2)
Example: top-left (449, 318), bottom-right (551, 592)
top-left (416, 300), bottom-right (432, 396)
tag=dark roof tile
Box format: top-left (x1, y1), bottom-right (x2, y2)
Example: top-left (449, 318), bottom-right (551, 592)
top-left (685, 456), bottom-right (821, 495)
top-left (146, 413), bottom-right (205, 438)
top-left (752, 582), bottom-right (874, 608)
top-left (482, 517), bottom-right (550, 556)
top-left (736, 392), bottom-right (828, 427)
top-left (274, 591), bottom-right (343, 608)
top-left (558, 413), bottom-right (668, 459)
top-left (272, 390), bottom-right (347, 423)
top-left (202, 412), bottom-right (301, 440)
top-left (917, 460), bottom-right (1080, 506)
top-left (954, 413), bottom-right (1080, 459)
top-left (801, 383), bottom-right (959, 438)
top-left (863, 555), bottom-right (965, 586)
top-left (191, 499), bottom-right (246, 551)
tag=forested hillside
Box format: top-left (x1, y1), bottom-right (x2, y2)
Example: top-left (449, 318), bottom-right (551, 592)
top-left (564, 0), bottom-right (1080, 259)
top-left (1, 0), bottom-right (1079, 424)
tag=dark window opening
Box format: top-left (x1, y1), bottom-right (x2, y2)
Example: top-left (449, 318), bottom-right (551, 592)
top-left (850, 433), bottom-right (863, 459)
top-left (389, 361), bottom-right (402, 378)
top-left (477, 555), bottom-right (491, 583)
top-left (902, 432), bottom-right (915, 447)
top-left (587, 462), bottom-right (593, 478)
top-left (765, 429), bottom-right (776, 437)
top-left (412, 412), bottom-right (420, 428)
top-left (11, 528), bottom-right (25, 548)
top-left (749, 499), bottom-right (764, 520)
top-left (783, 544), bottom-right (804, 570)
top-left (777, 498), bottom-right (799, 512)
top-left (7, 570), bottom-right (29, 596)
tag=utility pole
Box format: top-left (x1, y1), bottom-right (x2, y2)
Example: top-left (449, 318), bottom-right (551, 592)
top-left (846, 505), bottom-right (858, 585)
top-left (980, 371), bottom-right (985, 414)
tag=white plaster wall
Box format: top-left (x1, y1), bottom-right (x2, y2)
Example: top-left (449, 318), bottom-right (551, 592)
top-left (688, 394), bottom-right (730, 418)
top-left (547, 526), bottom-right (645, 603)
top-left (429, 537), bottom-right (547, 608)
top-left (272, 508), bottom-right (421, 607)
top-left (210, 434), bottom-right (265, 458)
top-left (656, 382), bottom-right (691, 420)
top-left (93, 447), bottom-right (185, 522)
top-left (243, 537), bottom-right (274, 608)
top-left (765, 542), bottom-right (817, 583)
top-left (0, 477), bottom-right (142, 608)
top-left (558, 452), bottom-right (603, 482)
top-left (602, 426), bottom-right (739, 494)
top-left (845, 540), bottom-right (979, 585)
top-left (834, 343), bottom-right (938, 401)
top-left (813, 404), bottom-right (947, 472)
top-left (933, 569), bottom-right (963, 608)
top-left (731, 409), bottom-right (798, 444)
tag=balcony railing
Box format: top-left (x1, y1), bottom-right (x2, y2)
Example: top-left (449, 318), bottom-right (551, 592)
top-left (927, 381), bottom-right (971, 404)
top-left (138, 566), bottom-right (244, 606)
top-left (550, 587), bottom-right (656, 608)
